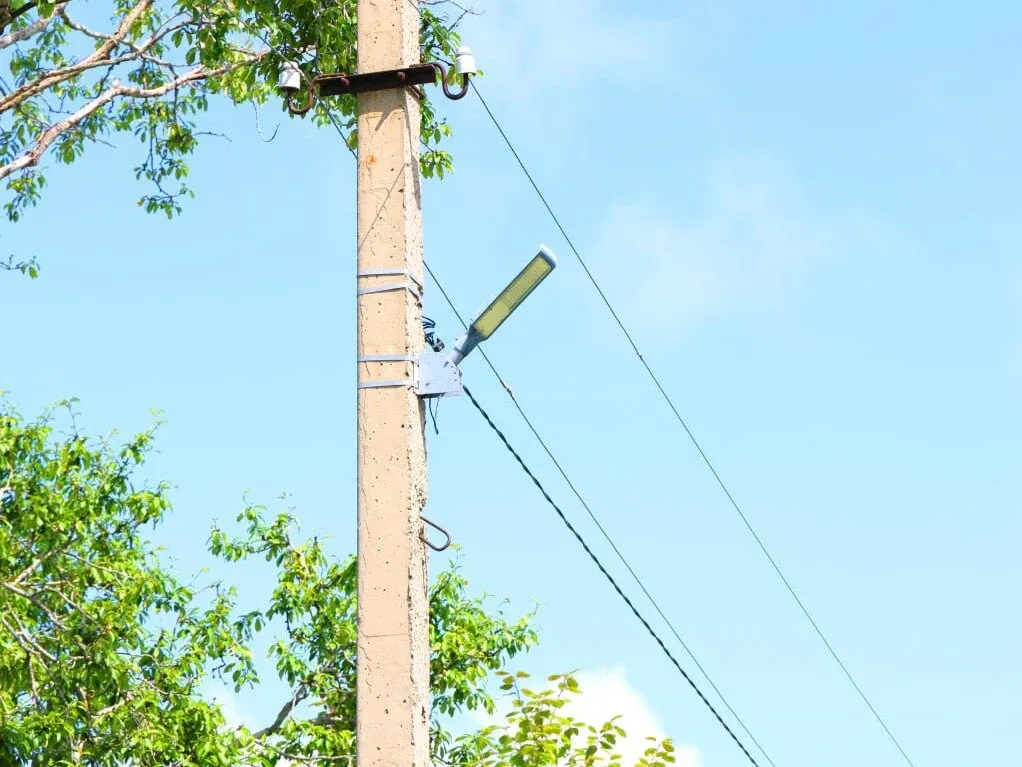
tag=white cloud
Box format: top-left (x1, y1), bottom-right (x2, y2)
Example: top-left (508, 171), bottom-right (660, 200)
top-left (591, 156), bottom-right (828, 337)
top-left (207, 682), bottom-right (254, 730)
top-left (565, 668), bottom-right (700, 767)
top-left (469, 667), bottom-right (699, 767)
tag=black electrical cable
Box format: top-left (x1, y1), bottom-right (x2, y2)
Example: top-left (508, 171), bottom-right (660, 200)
top-left (462, 384), bottom-right (762, 767)
top-left (424, 262), bottom-right (778, 767)
top-left (470, 81), bottom-right (916, 767)
top-left (234, 12), bottom-right (836, 761)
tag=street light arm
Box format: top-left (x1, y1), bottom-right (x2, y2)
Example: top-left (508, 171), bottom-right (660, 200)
top-left (448, 329), bottom-right (480, 366)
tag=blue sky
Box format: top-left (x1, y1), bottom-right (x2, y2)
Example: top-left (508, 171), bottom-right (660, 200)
top-left (4, 0), bottom-right (1022, 765)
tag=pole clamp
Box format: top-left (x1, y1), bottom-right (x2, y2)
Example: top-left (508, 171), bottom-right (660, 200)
top-left (358, 379), bottom-right (413, 390)
top-left (357, 354), bottom-right (417, 363)
top-left (356, 350), bottom-right (463, 397)
top-left (357, 353), bottom-right (416, 390)
top-left (357, 269), bottom-right (424, 299)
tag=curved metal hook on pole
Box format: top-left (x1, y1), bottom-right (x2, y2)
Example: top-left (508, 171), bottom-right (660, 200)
top-left (420, 515), bottom-right (452, 552)
top-left (428, 62), bottom-right (470, 101)
top-left (285, 77), bottom-right (319, 115)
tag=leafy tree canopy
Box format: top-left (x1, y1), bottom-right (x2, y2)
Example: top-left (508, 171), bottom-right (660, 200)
top-left (0, 0), bottom-right (462, 230)
top-left (0, 399), bottom-right (677, 765)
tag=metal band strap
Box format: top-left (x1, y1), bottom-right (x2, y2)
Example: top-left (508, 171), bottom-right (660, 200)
top-left (357, 268), bottom-right (424, 291)
top-left (357, 269), bottom-right (424, 299)
top-left (357, 281), bottom-right (422, 299)
top-left (357, 354), bottom-right (417, 363)
top-left (355, 272), bottom-right (424, 386)
top-left (358, 379), bottom-right (413, 389)
top-left (357, 354), bottom-right (417, 389)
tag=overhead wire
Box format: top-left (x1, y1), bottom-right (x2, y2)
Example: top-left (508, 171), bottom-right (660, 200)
top-left (423, 262), bottom-right (778, 767)
top-left (224, 10), bottom-right (779, 763)
top-left (223, 5), bottom-right (358, 158)
top-left (468, 80), bottom-right (917, 767)
top-left (305, 64), bottom-right (780, 766)
top-left (236, 9), bottom-right (779, 759)
top-left (461, 383), bottom-right (763, 767)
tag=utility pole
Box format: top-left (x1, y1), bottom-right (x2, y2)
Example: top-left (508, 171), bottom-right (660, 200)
top-left (355, 0), bottom-right (430, 764)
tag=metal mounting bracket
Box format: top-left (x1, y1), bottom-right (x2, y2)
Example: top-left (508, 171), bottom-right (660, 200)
top-left (285, 62), bottom-right (470, 114)
top-left (415, 349), bottom-right (463, 398)
top-left (316, 64), bottom-right (439, 97)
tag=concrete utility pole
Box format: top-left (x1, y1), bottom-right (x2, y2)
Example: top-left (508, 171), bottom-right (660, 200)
top-left (355, 0), bottom-right (430, 764)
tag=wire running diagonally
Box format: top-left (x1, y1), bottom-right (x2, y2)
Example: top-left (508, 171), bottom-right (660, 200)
top-left (469, 81), bottom-right (916, 767)
top-left (226, 11), bottom-right (773, 762)
top-left (462, 384), bottom-right (763, 767)
top-left (423, 262), bottom-right (778, 767)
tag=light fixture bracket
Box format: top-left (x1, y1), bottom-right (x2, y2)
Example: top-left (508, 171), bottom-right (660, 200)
top-left (415, 349), bottom-right (464, 398)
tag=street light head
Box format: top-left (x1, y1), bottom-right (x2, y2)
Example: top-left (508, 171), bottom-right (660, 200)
top-left (449, 245), bottom-right (557, 365)
top-left (472, 245), bottom-right (556, 340)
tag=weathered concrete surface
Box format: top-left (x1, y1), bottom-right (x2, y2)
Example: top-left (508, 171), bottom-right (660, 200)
top-left (355, 0), bottom-right (429, 765)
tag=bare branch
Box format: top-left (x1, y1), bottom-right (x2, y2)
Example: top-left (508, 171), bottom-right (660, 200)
top-left (448, 1), bottom-right (479, 30)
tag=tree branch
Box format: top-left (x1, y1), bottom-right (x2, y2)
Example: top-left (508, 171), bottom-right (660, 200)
top-left (2, 581), bottom-right (68, 630)
top-left (0, 610), bottom-right (57, 662)
top-left (0, 0), bottom-right (152, 115)
top-left (10, 2), bottom-right (38, 23)
top-left (94, 691), bottom-right (136, 719)
top-left (60, 8), bottom-right (188, 68)
top-left (10, 528), bottom-right (79, 586)
top-left (252, 684), bottom-right (309, 739)
top-left (0, 1), bottom-right (65, 49)
top-left (0, 55), bottom-right (263, 182)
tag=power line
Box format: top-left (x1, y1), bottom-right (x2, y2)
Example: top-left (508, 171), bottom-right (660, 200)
top-left (220, 7), bottom-right (773, 762)
top-left (461, 383), bottom-right (763, 767)
top-left (469, 81), bottom-right (916, 767)
top-left (297, 18), bottom-right (776, 755)
top-left (423, 261), bottom-right (778, 767)
top-left (321, 101), bottom-right (775, 757)
top-left (232, 13), bottom-right (877, 761)
top-left (332, 110), bottom-right (774, 760)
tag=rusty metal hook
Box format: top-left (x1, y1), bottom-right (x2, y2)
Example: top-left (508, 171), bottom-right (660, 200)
top-left (420, 515), bottom-right (452, 552)
top-left (286, 78), bottom-right (317, 115)
top-left (429, 62), bottom-right (470, 101)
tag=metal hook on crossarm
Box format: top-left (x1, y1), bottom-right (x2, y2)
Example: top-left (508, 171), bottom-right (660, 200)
top-left (420, 515), bottom-right (452, 552)
top-left (430, 47), bottom-right (477, 101)
top-left (429, 62), bottom-right (469, 100)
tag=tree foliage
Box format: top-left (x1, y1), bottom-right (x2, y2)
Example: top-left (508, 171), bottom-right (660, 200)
top-left (0, 401), bottom-right (676, 765)
top-left (0, 0), bottom-right (463, 228)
